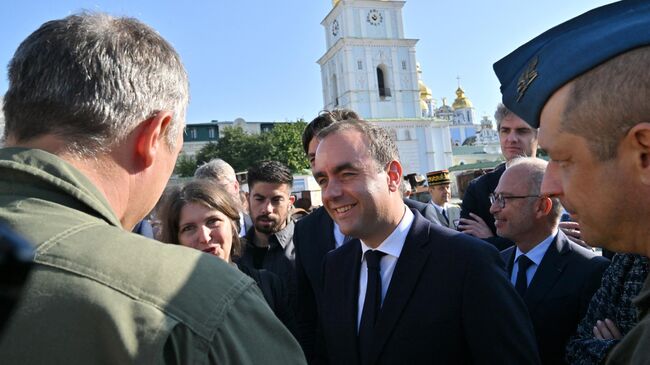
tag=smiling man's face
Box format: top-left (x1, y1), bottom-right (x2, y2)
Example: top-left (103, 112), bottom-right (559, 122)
top-left (313, 130), bottom-right (395, 246)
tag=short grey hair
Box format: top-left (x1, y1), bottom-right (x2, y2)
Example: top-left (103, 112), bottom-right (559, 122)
top-left (194, 158), bottom-right (237, 184)
top-left (508, 157), bottom-right (563, 222)
top-left (494, 103), bottom-right (512, 129)
top-left (3, 12), bottom-right (189, 156)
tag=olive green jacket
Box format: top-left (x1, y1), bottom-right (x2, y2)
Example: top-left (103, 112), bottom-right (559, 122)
top-left (0, 148), bottom-right (306, 364)
top-left (606, 273), bottom-right (650, 365)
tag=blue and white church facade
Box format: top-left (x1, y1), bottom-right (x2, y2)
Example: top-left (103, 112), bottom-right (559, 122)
top-left (317, 0), bottom-right (459, 176)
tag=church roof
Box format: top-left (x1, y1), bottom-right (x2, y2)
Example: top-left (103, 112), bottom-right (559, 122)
top-left (452, 86), bottom-right (473, 109)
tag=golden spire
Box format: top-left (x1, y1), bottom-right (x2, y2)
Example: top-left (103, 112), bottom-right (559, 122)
top-left (452, 86), bottom-right (473, 109)
top-left (333, 0), bottom-right (341, 6)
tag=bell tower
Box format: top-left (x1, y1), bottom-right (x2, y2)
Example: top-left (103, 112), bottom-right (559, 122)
top-left (318, 0), bottom-right (421, 119)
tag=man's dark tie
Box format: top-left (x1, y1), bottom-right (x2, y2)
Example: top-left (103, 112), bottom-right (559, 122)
top-left (359, 250), bottom-right (386, 365)
top-left (515, 255), bottom-right (533, 297)
top-left (442, 208), bottom-right (449, 225)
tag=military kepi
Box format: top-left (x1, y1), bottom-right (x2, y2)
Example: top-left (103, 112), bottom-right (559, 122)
top-left (427, 170), bottom-right (450, 186)
top-left (493, 1), bottom-right (650, 128)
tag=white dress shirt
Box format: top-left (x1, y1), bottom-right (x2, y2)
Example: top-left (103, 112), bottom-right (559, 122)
top-left (333, 222), bottom-right (346, 249)
top-left (510, 230), bottom-right (558, 286)
top-left (357, 206), bottom-right (414, 329)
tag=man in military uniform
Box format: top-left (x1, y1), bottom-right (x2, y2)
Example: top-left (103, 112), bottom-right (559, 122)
top-left (493, 2), bottom-right (650, 363)
top-left (0, 13), bottom-right (305, 364)
top-left (426, 169), bottom-right (461, 229)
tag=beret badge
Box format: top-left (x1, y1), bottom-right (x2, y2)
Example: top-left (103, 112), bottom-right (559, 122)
top-left (516, 56), bottom-right (538, 102)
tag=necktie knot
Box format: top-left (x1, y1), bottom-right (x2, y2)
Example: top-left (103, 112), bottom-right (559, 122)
top-left (518, 255), bottom-right (533, 271)
top-left (365, 250), bottom-right (385, 270)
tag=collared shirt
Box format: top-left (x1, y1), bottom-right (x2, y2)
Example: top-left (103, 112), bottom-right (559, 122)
top-left (333, 222), bottom-right (345, 249)
top-left (357, 206), bottom-right (414, 329)
top-left (511, 230), bottom-right (558, 286)
top-left (430, 201), bottom-right (446, 215)
top-left (244, 219), bottom-right (296, 269)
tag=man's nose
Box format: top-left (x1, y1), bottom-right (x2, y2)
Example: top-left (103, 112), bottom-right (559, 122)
top-left (489, 199), bottom-right (500, 215)
top-left (323, 178), bottom-right (342, 202)
top-left (505, 131), bottom-right (518, 143)
top-left (541, 162), bottom-right (564, 198)
top-left (260, 200), bottom-right (274, 214)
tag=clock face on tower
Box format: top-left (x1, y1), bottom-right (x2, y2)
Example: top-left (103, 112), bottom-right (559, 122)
top-left (366, 9), bottom-right (383, 26)
top-left (331, 19), bottom-right (340, 36)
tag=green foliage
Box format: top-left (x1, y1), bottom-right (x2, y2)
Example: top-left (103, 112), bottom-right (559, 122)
top-left (192, 121), bottom-right (309, 173)
top-left (266, 120), bottom-right (309, 172)
top-left (175, 154), bottom-right (198, 177)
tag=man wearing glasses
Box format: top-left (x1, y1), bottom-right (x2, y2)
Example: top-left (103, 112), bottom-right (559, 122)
top-left (491, 157), bottom-right (609, 365)
top-left (458, 104), bottom-right (537, 250)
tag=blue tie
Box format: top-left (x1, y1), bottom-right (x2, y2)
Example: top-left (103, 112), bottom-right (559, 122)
top-left (515, 255), bottom-right (533, 297)
top-left (359, 250), bottom-right (386, 365)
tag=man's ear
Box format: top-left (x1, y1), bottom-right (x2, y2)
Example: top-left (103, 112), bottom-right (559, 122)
top-left (386, 160), bottom-right (403, 192)
top-left (135, 111), bottom-right (174, 168)
top-left (289, 194), bottom-right (296, 205)
top-left (627, 123), bottom-right (650, 185)
top-left (536, 197), bottom-right (553, 218)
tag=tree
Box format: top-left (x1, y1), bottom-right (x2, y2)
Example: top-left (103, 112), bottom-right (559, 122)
top-left (191, 121), bottom-right (309, 173)
top-left (266, 120), bottom-right (309, 172)
top-left (175, 154), bottom-right (198, 177)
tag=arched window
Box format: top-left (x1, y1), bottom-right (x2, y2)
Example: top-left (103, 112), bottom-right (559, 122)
top-left (376, 66), bottom-right (391, 98)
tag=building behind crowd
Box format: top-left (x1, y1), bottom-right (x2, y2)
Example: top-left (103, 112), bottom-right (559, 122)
top-left (317, 0), bottom-right (489, 178)
top-left (179, 0), bottom-right (503, 199)
top-left (181, 117), bottom-right (281, 157)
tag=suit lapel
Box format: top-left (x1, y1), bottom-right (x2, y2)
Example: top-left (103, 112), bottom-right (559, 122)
top-left (318, 209), bottom-right (336, 252)
top-left (435, 209), bottom-right (448, 227)
top-left (524, 232), bottom-right (571, 313)
top-left (369, 214), bottom-right (432, 363)
top-left (502, 247), bottom-right (516, 276)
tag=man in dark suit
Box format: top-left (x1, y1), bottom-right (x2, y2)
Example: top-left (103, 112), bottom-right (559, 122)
top-left (312, 119), bottom-right (540, 364)
top-left (294, 110), bottom-right (437, 360)
top-left (491, 157), bottom-right (609, 364)
top-left (458, 103), bottom-right (537, 251)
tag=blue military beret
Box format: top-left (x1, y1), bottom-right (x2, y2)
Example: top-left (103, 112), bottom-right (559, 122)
top-left (493, 0), bottom-right (650, 128)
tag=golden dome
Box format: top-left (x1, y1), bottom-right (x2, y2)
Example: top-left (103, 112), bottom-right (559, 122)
top-left (452, 87), bottom-right (473, 109)
top-left (419, 80), bottom-right (432, 99)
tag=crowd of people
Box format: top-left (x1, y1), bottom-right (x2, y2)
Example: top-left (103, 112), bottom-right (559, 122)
top-left (2, 2), bottom-right (650, 364)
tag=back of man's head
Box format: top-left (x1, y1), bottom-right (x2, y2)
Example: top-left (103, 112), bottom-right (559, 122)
top-left (3, 12), bottom-right (189, 156)
top-left (302, 109), bottom-right (359, 154)
top-left (195, 158), bottom-right (237, 183)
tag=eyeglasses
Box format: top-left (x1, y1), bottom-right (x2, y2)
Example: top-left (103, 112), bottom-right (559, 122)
top-left (489, 193), bottom-right (540, 209)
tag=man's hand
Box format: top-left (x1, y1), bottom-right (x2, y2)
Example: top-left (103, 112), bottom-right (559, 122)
top-left (558, 221), bottom-right (591, 249)
top-left (593, 318), bottom-right (622, 340)
top-left (458, 213), bottom-right (494, 239)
